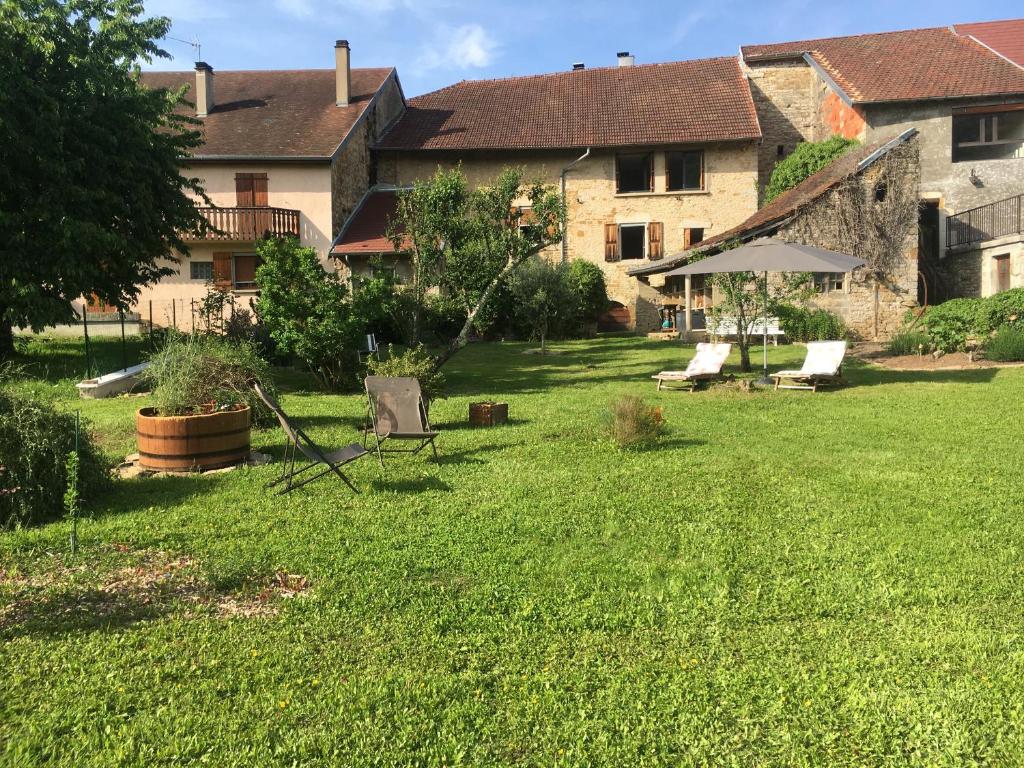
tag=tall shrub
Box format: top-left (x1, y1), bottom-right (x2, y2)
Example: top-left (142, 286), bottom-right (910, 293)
top-left (566, 259), bottom-right (609, 327)
top-left (508, 257), bottom-right (575, 352)
top-left (0, 385), bottom-right (107, 528)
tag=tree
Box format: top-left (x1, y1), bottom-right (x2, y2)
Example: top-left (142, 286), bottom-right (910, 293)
top-left (763, 136), bottom-right (858, 204)
top-left (0, 0), bottom-right (206, 357)
top-left (390, 167), bottom-right (565, 369)
top-left (254, 237), bottom-right (361, 391)
top-left (508, 258), bottom-right (575, 353)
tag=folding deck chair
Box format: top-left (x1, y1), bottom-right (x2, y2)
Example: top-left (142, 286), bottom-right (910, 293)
top-left (771, 341), bottom-right (848, 392)
top-left (652, 343), bottom-right (732, 391)
top-left (253, 382), bottom-right (368, 494)
top-left (363, 376), bottom-right (439, 468)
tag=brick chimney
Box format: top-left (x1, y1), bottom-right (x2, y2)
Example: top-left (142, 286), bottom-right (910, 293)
top-left (194, 61), bottom-right (214, 117)
top-left (335, 40), bottom-right (351, 106)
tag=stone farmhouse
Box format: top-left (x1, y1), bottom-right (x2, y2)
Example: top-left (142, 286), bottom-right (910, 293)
top-left (118, 19), bottom-right (1023, 340)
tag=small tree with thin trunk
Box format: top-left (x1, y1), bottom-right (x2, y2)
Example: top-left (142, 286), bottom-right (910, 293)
top-left (508, 257), bottom-right (574, 354)
top-left (389, 167), bottom-right (565, 370)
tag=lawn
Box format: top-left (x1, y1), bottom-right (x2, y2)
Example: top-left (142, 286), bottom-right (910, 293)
top-left (2, 334), bottom-right (1024, 766)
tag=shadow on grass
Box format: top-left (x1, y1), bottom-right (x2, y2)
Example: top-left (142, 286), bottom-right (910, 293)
top-left (368, 476), bottom-right (452, 493)
top-left (433, 417), bottom-right (530, 431)
top-left (435, 442), bottom-right (523, 467)
top-left (13, 335), bottom-right (149, 384)
top-left (843, 358), bottom-right (1000, 387)
top-left (0, 587), bottom-right (175, 638)
top-left (627, 437), bottom-right (706, 454)
top-left (98, 473), bottom-right (229, 518)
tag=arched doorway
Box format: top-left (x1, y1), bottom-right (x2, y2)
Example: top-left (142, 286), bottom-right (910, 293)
top-left (597, 301), bottom-right (631, 332)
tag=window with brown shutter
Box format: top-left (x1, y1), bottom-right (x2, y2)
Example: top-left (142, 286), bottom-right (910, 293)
top-left (682, 227), bottom-right (705, 249)
top-left (212, 252), bottom-right (232, 289)
top-left (252, 174), bottom-right (268, 207)
top-left (994, 254), bottom-right (1011, 293)
top-left (648, 222), bottom-right (663, 260)
top-left (604, 223), bottom-right (619, 262)
top-left (233, 254), bottom-right (260, 289)
top-left (235, 174), bottom-right (254, 207)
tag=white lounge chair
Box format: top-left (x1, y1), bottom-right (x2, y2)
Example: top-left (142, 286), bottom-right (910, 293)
top-left (652, 343), bottom-right (731, 391)
top-left (771, 341), bottom-right (848, 392)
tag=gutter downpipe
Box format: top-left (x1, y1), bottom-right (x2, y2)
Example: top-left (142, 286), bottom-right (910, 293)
top-left (560, 147), bottom-right (591, 263)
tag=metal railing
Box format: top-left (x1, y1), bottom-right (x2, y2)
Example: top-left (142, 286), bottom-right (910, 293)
top-left (946, 194), bottom-right (1024, 249)
top-left (185, 206), bottom-right (300, 241)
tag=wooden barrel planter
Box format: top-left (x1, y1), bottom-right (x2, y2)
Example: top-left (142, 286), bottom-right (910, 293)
top-left (136, 406), bottom-right (251, 471)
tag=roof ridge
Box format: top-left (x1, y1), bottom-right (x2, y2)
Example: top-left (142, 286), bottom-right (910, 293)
top-left (742, 24), bottom-right (951, 54)
top-left (409, 55), bottom-right (741, 95)
top-left (140, 66), bottom-right (394, 76)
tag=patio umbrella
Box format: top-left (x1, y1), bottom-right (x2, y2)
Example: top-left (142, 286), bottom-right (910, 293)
top-left (664, 238), bottom-right (866, 383)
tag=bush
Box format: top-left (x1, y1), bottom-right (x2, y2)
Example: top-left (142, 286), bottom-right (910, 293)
top-left (224, 307), bottom-right (279, 362)
top-left (984, 325), bottom-right (1024, 362)
top-left (776, 304), bottom-right (846, 342)
top-left (763, 136), bottom-right (858, 204)
top-left (920, 298), bottom-right (985, 352)
top-left (508, 257), bottom-right (576, 350)
top-left (886, 330), bottom-right (931, 356)
top-left (422, 294), bottom-right (468, 343)
top-left (607, 395), bottom-right (664, 449)
top-left (366, 344), bottom-right (446, 403)
top-left (0, 384), bottom-right (108, 528)
top-left (978, 288), bottom-right (1024, 333)
top-left (566, 259), bottom-right (609, 325)
top-left (142, 333), bottom-right (275, 424)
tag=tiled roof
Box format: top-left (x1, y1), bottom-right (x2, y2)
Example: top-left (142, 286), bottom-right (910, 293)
top-left (140, 68), bottom-right (394, 158)
top-left (955, 19), bottom-right (1024, 69)
top-left (742, 24), bottom-right (1024, 103)
top-left (628, 131), bottom-right (916, 276)
top-left (376, 57), bottom-right (761, 151)
top-left (332, 190), bottom-right (401, 254)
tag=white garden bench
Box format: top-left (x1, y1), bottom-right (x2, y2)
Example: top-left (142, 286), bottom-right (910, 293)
top-left (705, 316), bottom-right (783, 345)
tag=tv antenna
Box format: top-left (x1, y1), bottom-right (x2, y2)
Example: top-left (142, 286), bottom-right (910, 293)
top-left (166, 35), bottom-right (201, 62)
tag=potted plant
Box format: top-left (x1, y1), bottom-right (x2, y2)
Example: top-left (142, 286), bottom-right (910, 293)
top-left (136, 333), bottom-right (274, 471)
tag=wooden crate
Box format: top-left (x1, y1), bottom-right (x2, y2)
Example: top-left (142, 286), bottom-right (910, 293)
top-left (469, 401), bottom-right (508, 427)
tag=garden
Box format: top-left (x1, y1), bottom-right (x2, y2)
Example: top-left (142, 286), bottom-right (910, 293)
top-left (3, 330), bottom-right (1024, 766)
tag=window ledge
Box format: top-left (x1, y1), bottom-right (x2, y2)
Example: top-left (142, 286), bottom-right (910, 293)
top-left (614, 190), bottom-right (709, 198)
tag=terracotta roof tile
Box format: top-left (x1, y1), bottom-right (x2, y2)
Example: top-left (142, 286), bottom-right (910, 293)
top-left (742, 24), bottom-right (1024, 103)
top-left (140, 68), bottom-right (394, 158)
top-left (954, 19), bottom-right (1024, 69)
top-left (332, 190), bottom-right (401, 254)
top-left (377, 57), bottom-right (760, 151)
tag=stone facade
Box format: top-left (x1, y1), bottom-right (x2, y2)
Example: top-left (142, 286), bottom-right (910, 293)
top-left (375, 143), bottom-right (759, 330)
top-left (939, 235), bottom-right (1024, 298)
top-left (331, 73), bottom-right (406, 235)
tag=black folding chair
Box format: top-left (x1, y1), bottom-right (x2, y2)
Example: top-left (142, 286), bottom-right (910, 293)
top-left (254, 382), bottom-right (368, 494)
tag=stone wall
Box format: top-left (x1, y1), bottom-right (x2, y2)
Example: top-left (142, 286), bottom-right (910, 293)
top-left (376, 143), bottom-right (759, 330)
top-left (938, 236), bottom-right (1024, 299)
top-left (331, 74), bottom-right (406, 235)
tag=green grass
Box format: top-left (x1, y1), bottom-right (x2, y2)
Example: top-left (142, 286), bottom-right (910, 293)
top-left (3, 334), bottom-right (1024, 766)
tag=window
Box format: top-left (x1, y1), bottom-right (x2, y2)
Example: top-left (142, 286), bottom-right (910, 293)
top-left (953, 108), bottom-right (1024, 162)
top-left (619, 224), bottom-right (646, 260)
top-left (994, 254), bottom-right (1011, 293)
top-left (666, 150), bottom-right (704, 191)
top-left (235, 173), bottom-right (268, 207)
top-left (616, 153), bottom-right (653, 193)
top-left (232, 253), bottom-right (261, 289)
top-left (190, 261), bottom-right (213, 281)
top-left (684, 227), bottom-right (705, 248)
top-left (814, 272), bottom-right (845, 293)
top-left (371, 265), bottom-right (397, 283)
top-left (516, 206), bottom-right (534, 236)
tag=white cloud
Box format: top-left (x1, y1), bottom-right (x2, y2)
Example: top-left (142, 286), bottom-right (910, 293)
top-left (416, 23), bottom-right (498, 71)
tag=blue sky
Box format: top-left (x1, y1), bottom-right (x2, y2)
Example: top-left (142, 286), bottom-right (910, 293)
top-left (142, 0), bottom-right (1023, 97)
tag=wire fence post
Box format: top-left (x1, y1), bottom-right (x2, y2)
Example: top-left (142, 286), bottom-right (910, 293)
top-left (148, 300), bottom-right (154, 345)
top-left (119, 309), bottom-right (127, 371)
top-left (81, 302), bottom-right (93, 379)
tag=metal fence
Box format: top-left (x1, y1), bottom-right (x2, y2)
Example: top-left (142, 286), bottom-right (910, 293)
top-left (947, 194), bottom-right (1024, 249)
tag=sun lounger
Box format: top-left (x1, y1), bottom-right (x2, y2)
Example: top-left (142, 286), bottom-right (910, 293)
top-left (771, 341), bottom-right (848, 392)
top-left (364, 376), bottom-right (439, 467)
top-left (652, 342), bottom-right (731, 391)
top-left (254, 382), bottom-right (368, 494)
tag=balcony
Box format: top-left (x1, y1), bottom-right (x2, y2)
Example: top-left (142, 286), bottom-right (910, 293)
top-left (186, 206), bottom-right (301, 242)
top-left (947, 194), bottom-right (1024, 249)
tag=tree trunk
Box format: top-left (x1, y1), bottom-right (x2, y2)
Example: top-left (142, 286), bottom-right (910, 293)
top-left (432, 251), bottom-right (530, 372)
top-left (0, 311), bottom-right (14, 360)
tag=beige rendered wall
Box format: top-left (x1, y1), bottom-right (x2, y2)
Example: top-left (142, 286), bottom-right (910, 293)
top-left (131, 161), bottom-right (334, 329)
top-left (377, 143), bottom-right (759, 330)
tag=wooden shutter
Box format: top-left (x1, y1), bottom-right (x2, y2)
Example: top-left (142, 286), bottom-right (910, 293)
top-left (212, 252), bottom-right (232, 289)
top-left (235, 174), bottom-right (254, 207)
top-left (252, 174), bottom-right (269, 207)
top-left (683, 228), bottom-right (693, 249)
top-left (648, 222), bottom-right (663, 260)
top-left (604, 224), bottom-right (619, 262)
top-left (648, 154), bottom-right (655, 192)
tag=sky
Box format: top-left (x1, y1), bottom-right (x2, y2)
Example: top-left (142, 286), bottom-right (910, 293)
top-left (141, 0), bottom-right (1023, 97)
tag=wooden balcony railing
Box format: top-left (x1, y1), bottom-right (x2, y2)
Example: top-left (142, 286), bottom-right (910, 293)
top-left (186, 206), bottom-right (301, 242)
top-left (946, 194), bottom-right (1024, 249)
